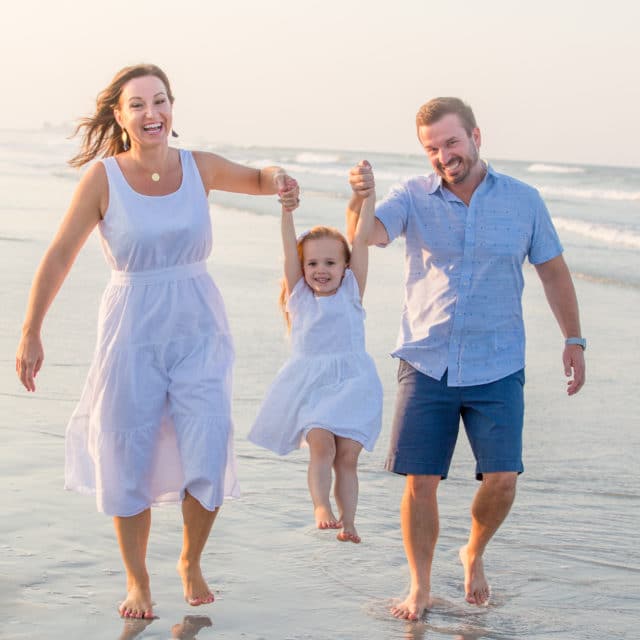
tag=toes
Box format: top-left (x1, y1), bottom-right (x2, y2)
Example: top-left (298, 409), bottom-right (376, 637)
top-left (119, 596), bottom-right (154, 620)
top-left (466, 586), bottom-right (490, 606)
top-left (186, 593), bottom-right (214, 607)
top-left (336, 531), bottom-right (361, 543)
top-left (390, 606), bottom-right (417, 620)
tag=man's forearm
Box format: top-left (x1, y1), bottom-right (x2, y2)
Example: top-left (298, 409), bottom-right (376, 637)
top-left (536, 256), bottom-right (582, 337)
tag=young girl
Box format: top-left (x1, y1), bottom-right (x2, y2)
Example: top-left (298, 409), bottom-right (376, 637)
top-left (248, 163), bottom-right (382, 544)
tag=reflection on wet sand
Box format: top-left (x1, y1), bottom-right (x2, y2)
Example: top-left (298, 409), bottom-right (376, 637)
top-left (116, 615), bottom-right (212, 640)
top-left (171, 615), bottom-right (213, 639)
top-left (117, 618), bottom-right (154, 640)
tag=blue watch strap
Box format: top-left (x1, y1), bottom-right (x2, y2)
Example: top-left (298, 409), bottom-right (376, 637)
top-left (565, 337), bottom-right (586, 350)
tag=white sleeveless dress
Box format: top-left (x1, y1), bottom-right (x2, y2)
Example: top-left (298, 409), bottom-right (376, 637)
top-left (248, 269), bottom-right (383, 455)
top-left (64, 149), bottom-right (240, 517)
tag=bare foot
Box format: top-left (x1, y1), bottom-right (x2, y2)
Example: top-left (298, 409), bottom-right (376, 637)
top-left (177, 561), bottom-right (214, 606)
top-left (118, 581), bottom-right (154, 619)
top-left (459, 545), bottom-right (490, 605)
top-left (314, 505), bottom-right (341, 529)
top-left (336, 523), bottom-right (361, 543)
top-left (390, 588), bottom-right (432, 620)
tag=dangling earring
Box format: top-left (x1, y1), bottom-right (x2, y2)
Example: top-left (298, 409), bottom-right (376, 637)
top-left (171, 129), bottom-right (179, 138)
top-left (121, 129), bottom-right (130, 151)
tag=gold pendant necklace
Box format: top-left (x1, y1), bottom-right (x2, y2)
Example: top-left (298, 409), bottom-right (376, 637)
top-left (151, 172), bottom-right (160, 182)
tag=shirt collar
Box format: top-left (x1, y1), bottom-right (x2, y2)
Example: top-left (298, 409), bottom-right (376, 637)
top-left (426, 160), bottom-right (495, 200)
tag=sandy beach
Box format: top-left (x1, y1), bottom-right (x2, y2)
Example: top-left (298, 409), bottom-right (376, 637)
top-left (1, 137), bottom-right (639, 639)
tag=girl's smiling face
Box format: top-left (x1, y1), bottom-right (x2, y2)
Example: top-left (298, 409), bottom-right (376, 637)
top-left (302, 236), bottom-right (348, 296)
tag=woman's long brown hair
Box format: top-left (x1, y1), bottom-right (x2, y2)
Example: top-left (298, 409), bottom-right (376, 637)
top-left (68, 63), bottom-right (175, 167)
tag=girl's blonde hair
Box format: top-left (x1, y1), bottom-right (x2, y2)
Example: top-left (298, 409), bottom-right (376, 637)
top-left (279, 225), bottom-right (351, 331)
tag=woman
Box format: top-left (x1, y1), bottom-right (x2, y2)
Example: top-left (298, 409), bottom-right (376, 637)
top-left (15, 63), bottom-right (299, 619)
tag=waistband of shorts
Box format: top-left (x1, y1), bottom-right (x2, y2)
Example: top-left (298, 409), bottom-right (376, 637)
top-left (110, 261), bottom-right (208, 285)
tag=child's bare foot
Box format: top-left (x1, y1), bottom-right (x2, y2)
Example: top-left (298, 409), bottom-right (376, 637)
top-left (459, 545), bottom-right (491, 605)
top-left (177, 560), bottom-right (214, 606)
top-left (336, 522), bottom-right (361, 543)
top-left (314, 505), bottom-right (341, 529)
top-left (118, 581), bottom-right (154, 619)
top-left (390, 588), bottom-right (432, 620)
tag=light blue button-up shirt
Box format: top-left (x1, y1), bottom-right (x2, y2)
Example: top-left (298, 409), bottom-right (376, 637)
top-left (376, 164), bottom-right (563, 386)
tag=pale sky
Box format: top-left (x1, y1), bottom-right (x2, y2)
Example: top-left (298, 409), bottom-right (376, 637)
top-left (3, 0), bottom-right (639, 167)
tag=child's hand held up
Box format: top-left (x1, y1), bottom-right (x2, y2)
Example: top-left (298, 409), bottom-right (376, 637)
top-left (277, 174), bottom-right (300, 212)
top-left (349, 160), bottom-right (375, 199)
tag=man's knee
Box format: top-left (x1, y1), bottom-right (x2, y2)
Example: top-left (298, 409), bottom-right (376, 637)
top-left (482, 471), bottom-right (517, 498)
top-left (406, 474), bottom-right (440, 501)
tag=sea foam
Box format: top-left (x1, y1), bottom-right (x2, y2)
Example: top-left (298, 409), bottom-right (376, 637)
top-left (540, 185), bottom-right (640, 202)
top-left (295, 152), bottom-right (342, 164)
top-left (528, 163), bottom-right (585, 174)
top-left (553, 216), bottom-right (640, 249)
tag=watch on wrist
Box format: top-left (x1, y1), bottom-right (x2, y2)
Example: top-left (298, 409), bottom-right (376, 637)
top-left (565, 337), bottom-right (586, 350)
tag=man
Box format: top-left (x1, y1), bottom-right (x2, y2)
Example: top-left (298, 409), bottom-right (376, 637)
top-left (346, 97), bottom-right (585, 620)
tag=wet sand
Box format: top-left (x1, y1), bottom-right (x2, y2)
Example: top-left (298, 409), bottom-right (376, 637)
top-left (1, 187), bottom-right (638, 638)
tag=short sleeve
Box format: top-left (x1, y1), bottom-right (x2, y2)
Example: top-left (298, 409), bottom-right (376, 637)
top-left (375, 182), bottom-right (411, 246)
top-left (285, 277), bottom-right (310, 315)
top-left (341, 269), bottom-right (362, 303)
top-left (528, 192), bottom-right (564, 264)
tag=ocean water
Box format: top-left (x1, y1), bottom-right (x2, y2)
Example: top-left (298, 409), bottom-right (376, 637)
top-left (209, 141), bottom-right (640, 288)
top-left (0, 128), bottom-right (639, 639)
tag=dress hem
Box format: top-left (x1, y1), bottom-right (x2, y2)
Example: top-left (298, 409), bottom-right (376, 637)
top-left (64, 483), bottom-right (239, 517)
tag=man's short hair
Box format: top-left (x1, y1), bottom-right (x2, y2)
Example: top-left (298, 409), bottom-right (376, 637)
top-left (416, 97), bottom-right (477, 136)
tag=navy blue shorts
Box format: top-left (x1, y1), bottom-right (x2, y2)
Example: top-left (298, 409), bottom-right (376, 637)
top-left (385, 362), bottom-right (525, 480)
